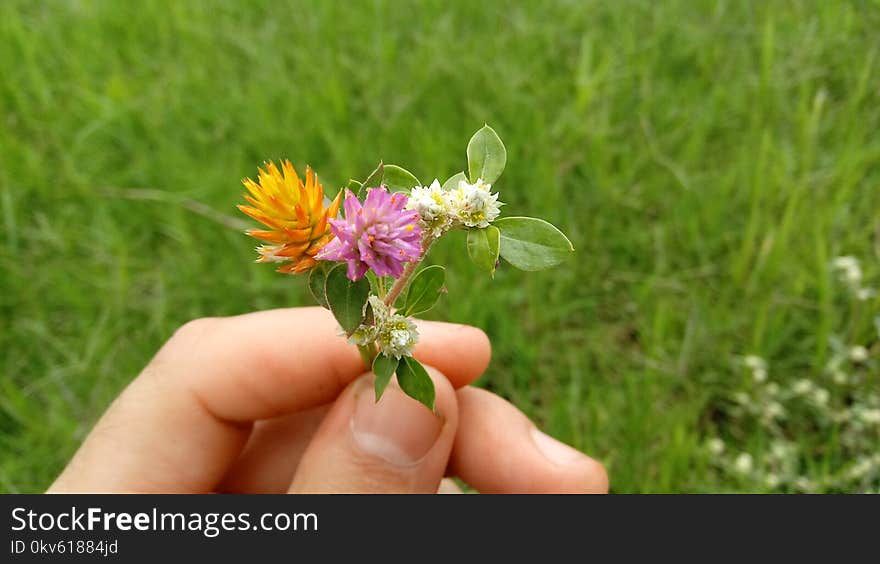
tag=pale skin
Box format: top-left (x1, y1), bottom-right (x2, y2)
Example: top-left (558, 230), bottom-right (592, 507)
top-left (50, 307), bottom-right (608, 494)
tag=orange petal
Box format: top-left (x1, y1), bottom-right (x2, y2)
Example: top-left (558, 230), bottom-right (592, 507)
top-left (275, 241), bottom-right (310, 257)
top-left (312, 213), bottom-right (328, 236)
top-left (242, 178), bottom-right (265, 199)
top-left (242, 193), bottom-right (261, 207)
top-left (281, 159), bottom-right (301, 186)
top-left (294, 204), bottom-right (308, 224)
top-left (237, 205), bottom-right (283, 229)
top-left (291, 257), bottom-right (317, 273)
top-left (306, 234), bottom-right (333, 255)
top-left (283, 226), bottom-right (313, 243)
top-left (246, 228), bottom-right (286, 243)
top-left (327, 190), bottom-right (343, 218)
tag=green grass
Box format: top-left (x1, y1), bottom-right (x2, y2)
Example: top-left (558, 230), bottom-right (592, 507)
top-left (2, 0), bottom-right (879, 493)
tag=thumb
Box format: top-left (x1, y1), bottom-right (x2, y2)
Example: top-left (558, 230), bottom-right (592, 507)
top-left (288, 366), bottom-right (458, 493)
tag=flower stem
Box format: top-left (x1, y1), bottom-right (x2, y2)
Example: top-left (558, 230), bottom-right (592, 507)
top-left (357, 343), bottom-right (378, 369)
top-left (384, 236), bottom-right (434, 308)
top-left (377, 275), bottom-right (387, 299)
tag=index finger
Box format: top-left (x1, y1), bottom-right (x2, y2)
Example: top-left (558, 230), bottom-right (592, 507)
top-left (174, 307), bottom-right (490, 421)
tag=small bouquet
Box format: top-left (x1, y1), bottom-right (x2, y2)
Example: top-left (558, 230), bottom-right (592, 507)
top-left (238, 126), bottom-right (573, 409)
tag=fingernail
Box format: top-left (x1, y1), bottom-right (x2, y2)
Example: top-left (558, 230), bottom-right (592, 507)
top-left (351, 379), bottom-right (442, 466)
top-left (531, 428), bottom-right (584, 466)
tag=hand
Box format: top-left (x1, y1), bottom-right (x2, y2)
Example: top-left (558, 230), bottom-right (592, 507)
top-left (50, 307), bottom-right (608, 493)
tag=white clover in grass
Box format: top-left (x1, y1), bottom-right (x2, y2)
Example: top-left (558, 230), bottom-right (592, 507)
top-left (452, 178), bottom-right (502, 228)
top-left (706, 438), bottom-right (725, 456)
top-left (752, 367), bottom-right (767, 383)
top-left (764, 401), bottom-right (786, 420)
top-left (792, 379), bottom-right (813, 395)
top-left (743, 355), bottom-right (766, 371)
top-left (794, 477), bottom-right (815, 492)
top-left (849, 345), bottom-right (869, 363)
top-left (831, 255), bottom-right (877, 301)
top-left (764, 474), bottom-right (780, 489)
top-left (811, 388), bottom-right (830, 407)
top-left (831, 370), bottom-right (849, 385)
top-left (857, 287), bottom-right (877, 301)
top-left (769, 441), bottom-right (791, 461)
top-left (848, 459), bottom-right (873, 480)
top-left (832, 256), bottom-right (863, 287)
top-left (733, 392), bottom-right (749, 405)
top-left (860, 409), bottom-right (880, 425)
top-left (742, 355), bottom-right (767, 383)
top-left (405, 179), bottom-right (456, 238)
top-left (733, 453), bottom-right (753, 474)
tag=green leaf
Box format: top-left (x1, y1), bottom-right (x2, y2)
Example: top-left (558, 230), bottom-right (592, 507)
top-left (365, 271), bottom-right (381, 296)
top-left (466, 125), bottom-right (507, 184)
top-left (345, 178), bottom-right (363, 192)
top-left (308, 263), bottom-right (331, 308)
top-left (441, 171), bottom-right (466, 191)
top-left (396, 357), bottom-right (435, 410)
top-left (495, 217), bottom-right (574, 271)
top-left (402, 265), bottom-right (446, 316)
top-left (372, 354), bottom-right (399, 401)
top-left (383, 164), bottom-right (421, 192)
top-left (466, 226), bottom-right (501, 276)
top-left (324, 264), bottom-right (371, 334)
top-left (359, 161), bottom-right (384, 199)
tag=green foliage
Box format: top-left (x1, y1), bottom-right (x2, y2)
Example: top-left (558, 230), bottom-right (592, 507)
top-left (308, 263), bottom-right (331, 308)
top-left (382, 164), bottom-right (421, 192)
top-left (466, 226), bottom-right (500, 276)
top-left (442, 172), bottom-right (466, 191)
top-left (324, 265), bottom-right (370, 335)
top-left (467, 124), bottom-right (507, 184)
top-left (495, 217), bottom-right (573, 271)
top-left (372, 353), bottom-right (399, 401)
top-left (396, 357), bottom-right (435, 410)
top-left (359, 162), bottom-right (384, 199)
top-left (402, 265), bottom-right (446, 316)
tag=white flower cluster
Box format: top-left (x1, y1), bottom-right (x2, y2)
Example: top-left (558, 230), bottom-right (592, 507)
top-left (832, 256), bottom-right (876, 301)
top-left (451, 178), bottom-right (502, 228)
top-left (711, 337), bottom-right (879, 492)
top-left (349, 296), bottom-right (419, 359)
top-left (406, 177), bottom-right (503, 237)
top-left (406, 180), bottom-right (455, 238)
top-left (743, 355), bottom-right (768, 383)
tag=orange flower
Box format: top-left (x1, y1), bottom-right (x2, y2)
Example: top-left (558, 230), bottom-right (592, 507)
top-left (238, 160), bottom-right (342, 274)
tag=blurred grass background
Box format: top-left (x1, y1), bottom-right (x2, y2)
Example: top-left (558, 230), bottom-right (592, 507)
top-left (1, 0), bottom-right (879, 492)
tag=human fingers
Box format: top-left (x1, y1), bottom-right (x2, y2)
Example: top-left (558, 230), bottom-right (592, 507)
top-left (449, 387), bottom-right (608, 493)
top-left (50, 308), bottom-right (488, 492)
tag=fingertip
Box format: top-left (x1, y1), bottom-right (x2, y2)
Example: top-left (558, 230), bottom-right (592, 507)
top-left (453, 387), bottom-right (608, 494)
top-left (414, 321), bottom-right (492, 388)
top-left (530, 427), bottom-right (609, 493)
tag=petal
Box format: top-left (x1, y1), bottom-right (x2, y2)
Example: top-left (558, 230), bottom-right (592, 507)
top-left (343, 190), bottom-right (361, 218)
top-left (246, 229), bottom-right (286, 243)
top-left (346, 260), bottom-right (368, 280)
